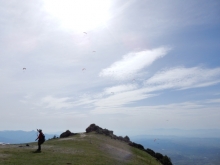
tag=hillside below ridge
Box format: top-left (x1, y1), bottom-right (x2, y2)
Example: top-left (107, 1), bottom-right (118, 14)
top-left (0, 124), bottom-right (172, 165)
top-left (59, 123), bottom-right (172, 165)
top-left (0, 131), bottom-right (160, 165)
top-left (59, 132), bottom-right (134, 162)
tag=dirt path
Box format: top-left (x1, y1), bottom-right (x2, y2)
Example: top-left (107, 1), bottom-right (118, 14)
top-left (100, 143), bottom-right (133, 162)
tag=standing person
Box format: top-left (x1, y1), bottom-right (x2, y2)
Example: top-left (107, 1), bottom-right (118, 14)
top-left (35, 129), bottom-right (45, 152)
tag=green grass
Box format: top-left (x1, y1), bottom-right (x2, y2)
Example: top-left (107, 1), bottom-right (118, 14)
top-left (0, 132), bottom-right (161, 165)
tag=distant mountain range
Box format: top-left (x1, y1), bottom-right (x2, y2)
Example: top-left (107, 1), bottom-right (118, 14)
top-left (0, 130), bottom-right (59, 144)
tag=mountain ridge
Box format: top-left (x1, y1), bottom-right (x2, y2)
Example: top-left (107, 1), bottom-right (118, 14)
top-left (0, 123), bottom-right (173, 165)
top-left (0, 132), bottom-right (163, 165)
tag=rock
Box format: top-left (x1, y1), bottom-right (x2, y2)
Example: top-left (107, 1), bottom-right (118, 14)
top-left (103, 129), bottom-right (113, 136)
top-left (86, 124), bottom-right (116, 139)
top-left (60, 130), bottom-right (76, 138)
top-left (86, 124), bottom-right (100, 133)
top-left (129, 142), bottom-right (144, 150)
top-left (86, 124), bottom-right (130, 143)
top-left (124, 136), bottom-right (130, 143)
top-left (117, 136), bottom-right (124, 141)
top-left (111, 135), bottom-right (117, 140)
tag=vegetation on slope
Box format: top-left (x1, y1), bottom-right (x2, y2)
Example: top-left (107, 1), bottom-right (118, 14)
top-left (0, 132), bottom-right (162, 165)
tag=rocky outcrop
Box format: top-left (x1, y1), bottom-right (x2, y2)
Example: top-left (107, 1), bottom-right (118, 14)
top-left (60, 124), bottom-right (172, 165)
top-left (85, 124), bottom-right (131, 143)
top-left (60, 130), bottom-right (76, 138)
top-left (86, 124), bottom-right (114, 136)
top-left (86, 124), bottom-right (100, 133)
top-left (124, 135), bottom-right (130, 143)
top-left (128, 142), bottom-right (145, 150)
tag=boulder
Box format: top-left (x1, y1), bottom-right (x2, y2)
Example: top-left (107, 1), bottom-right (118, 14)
top-left (117, 136), bottom-right (124, 141)
top-left (86, 124), bottom-right (100, 133)
top-left (60, 130), bottom-right (76, 138)
top-left (86, 124), bottom-right (115, 138)
top-left (124, 136), bottom-right (130, 143)
top-left (129, 142), bottom-right (144, 150)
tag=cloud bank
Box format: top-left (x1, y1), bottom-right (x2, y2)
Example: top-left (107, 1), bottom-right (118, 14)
top-left (145, 67), bottom-right (220, 90)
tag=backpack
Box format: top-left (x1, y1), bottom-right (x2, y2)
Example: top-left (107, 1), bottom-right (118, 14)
top-left (41, 133), bottom-right (45, 143)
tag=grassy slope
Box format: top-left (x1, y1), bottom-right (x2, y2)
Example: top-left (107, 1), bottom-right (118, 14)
top-left (0, 132), bottom-right (161, 165)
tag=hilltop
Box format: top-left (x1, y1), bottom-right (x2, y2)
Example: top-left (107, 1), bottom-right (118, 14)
top-left (0, 124), bottom-right (172, 165)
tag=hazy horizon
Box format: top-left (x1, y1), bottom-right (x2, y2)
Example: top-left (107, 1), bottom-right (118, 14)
top-left (1, 128), bottom-right (220, 138)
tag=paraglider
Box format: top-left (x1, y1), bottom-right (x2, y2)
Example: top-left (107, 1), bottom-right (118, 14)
top-left (83, 32), bottom-right (87, 34)
top-left (23, 68), bottom-right (26, 70)
top-left (82, 68), bottom-right (86, 71)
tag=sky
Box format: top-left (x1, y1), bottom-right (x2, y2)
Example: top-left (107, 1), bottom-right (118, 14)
top-left (0, 0), bottom-right (220, 137)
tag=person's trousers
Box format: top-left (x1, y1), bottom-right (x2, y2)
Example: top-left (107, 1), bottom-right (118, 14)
top-left (37, 140), bottom-right (43, 151)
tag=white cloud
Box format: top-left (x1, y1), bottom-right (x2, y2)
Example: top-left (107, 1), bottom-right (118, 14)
top-left (91, 101), bottom-right (202, 115)
top-left (99, 47), bottom-right (170, 80)
top-left (34, 66), bottom-right (219, 115)
top-left (144, 66), bottom-right (220, 90)
top-left (57, 66), bottom-right (220, 113)
top-left (71, 96), bottom-right (97, 107)
top-left (94, 89), bottom-right (157, 109)
top-left (89, 66), bottom-right (220, 113)
top-left (103, 84), bottom-right (137, 95)
top-left (205, 98), bottom-right (220, 104)
top-left (41, 96), bottom-right (72, 109)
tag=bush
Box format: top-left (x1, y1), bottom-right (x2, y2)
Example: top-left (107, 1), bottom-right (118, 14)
top-left (145, 148), bottom-right (155, 157)
top-left (155, 152), bottom-right (163, 160)
top-left (161, 155), bottom-right (173, 165)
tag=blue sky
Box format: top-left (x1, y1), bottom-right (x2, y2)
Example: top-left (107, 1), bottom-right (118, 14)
top-left (0, 0), bottom-right (220, 136)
